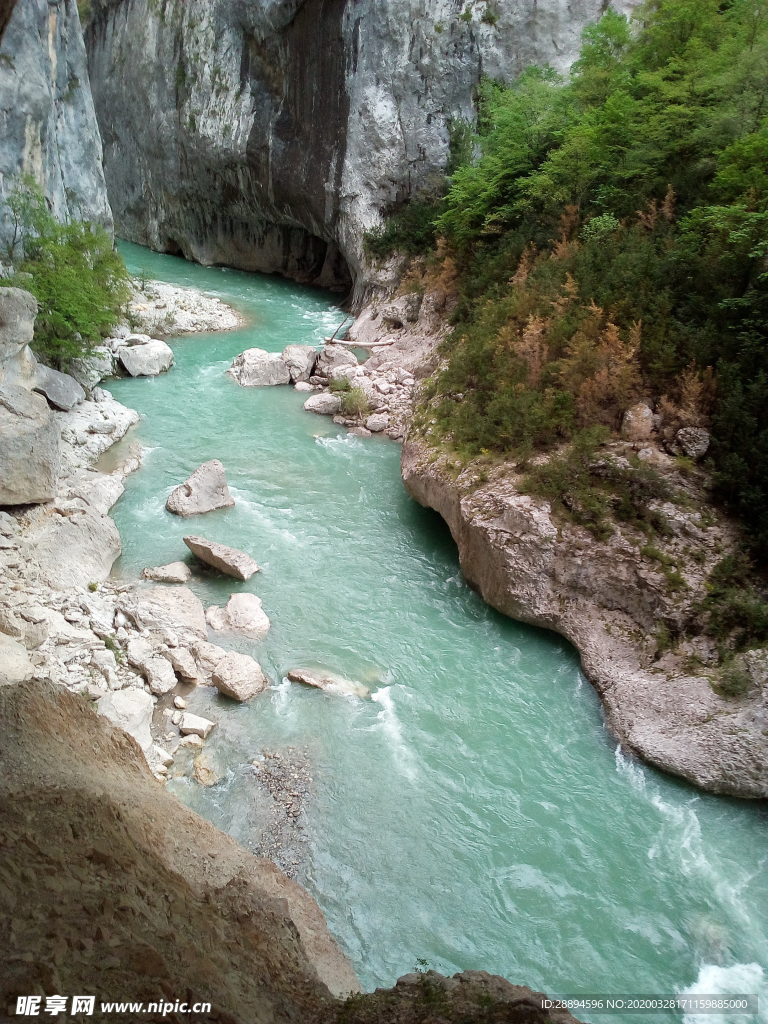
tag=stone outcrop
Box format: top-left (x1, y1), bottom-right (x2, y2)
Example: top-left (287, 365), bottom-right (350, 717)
top-left (402, 438), bottom-right (768, 799)
top-left (184, 535), bottom-right (260, 580)
top-left (83, 0), bottom-right (640, 302)
top-left (205, 592), bottom-right (271, 639)
top-left (0, 384), bottom-right (61, 504)
top-left (0, 0), bottom-right (112, 254)
top-left (229, 348), bottom-right (291, 387)
top-left (166, 458), bottom-right (235, 516)
top-left (212, 650), bottom-right (269, 702)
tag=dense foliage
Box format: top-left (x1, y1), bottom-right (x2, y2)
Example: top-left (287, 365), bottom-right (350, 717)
top-left (1, 176), bottom-right (129, 369)
top-left (392, 0), bottom-right (768, 557)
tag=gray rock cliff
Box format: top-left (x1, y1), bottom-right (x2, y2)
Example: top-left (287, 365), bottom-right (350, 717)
top-left (84, 0), bottom-right (640, 302)
top-left (0, 0), bottom-right (112, 256)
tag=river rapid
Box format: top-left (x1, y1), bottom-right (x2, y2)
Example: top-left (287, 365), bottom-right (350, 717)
top-left (109, 242), bottom-right (768, 1021)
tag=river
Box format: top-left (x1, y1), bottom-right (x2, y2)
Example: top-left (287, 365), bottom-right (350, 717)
top-left (108, 241), bottom-right (767, 1021)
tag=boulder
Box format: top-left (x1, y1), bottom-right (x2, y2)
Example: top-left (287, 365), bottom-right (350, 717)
top-left (33, 364), bottom-right (85, 411)
top-left (141, 561), bottom-right (192, 584)
top-left (90, 649), bottom-right (119, 688)
top-left (205, 593), bottom-right (270, 639)
top-left (98, 687), bottom-right (154, 752)
top-left (303, 392), bottom-right (341, 416)
top-left (126, 637), bottom-right (154, 670)
top-left (193, 751), bottom-right (223, 786)
top-left (118, 339), bottom-right (174, 377)
top-left (183, 535), bottom-right (260, 581)
top-left (165, 459), bottom-right (235, 516)
top-left (30, 504), bottom-right (121, 590)
top-left (118, 587), bottom-right (208, 639)
top-left (0, 633), bottom-right (34, 684)
top-left (282, 344), bottom-right (318, 383)
top-left (676, 427), bottom-right (710, 460)
top-left (163, 647), bottom-right (199, 682)
top-left (191, 640), bottom-right (228, 679)
top-left (621, 402), bottom-right (654, 442)
top-left (144, 656), bottom-right (177, 695)
top-left (0, 384), bottom-right (61, 504)
top-left (212, 651), bottom-right (269, 702)
top-left (294, 381), bottom-right (312, 392)
top-left (228, 348), bottom-right (290, 386)
top-left (68, 347), bottom-right (117, 389)
top-left (365, 413), bottom-right (389, 433)
top-left (287, 668), bottom-right (370, 699)
top-left (315, 343), bottom-right (357, 377)
top-left (0, 287), bottom-right (38, 388)
top-left (179, 712), bottom-right (215, 739)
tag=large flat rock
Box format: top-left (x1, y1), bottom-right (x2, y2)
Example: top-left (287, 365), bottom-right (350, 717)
top-left (97, 687), bottom-right (154, 752)
top-left (0, 383), bottom-right (61, 504)
top-left (118, 586), bottom-right (208, 639)
top-left (184, 535), bottom-right (260, 581)
top-left (166, 459), bottom-right (235, 516)
top-left (28, 504), bottom-right (121, 591)
top-left (34, 364), bottom-right (86, 411)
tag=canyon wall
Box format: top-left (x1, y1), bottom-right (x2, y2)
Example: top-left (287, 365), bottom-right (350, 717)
top-left (0, 0), bottom-right (112, 256)
top-left (84, 0), bottom-right (640, 301)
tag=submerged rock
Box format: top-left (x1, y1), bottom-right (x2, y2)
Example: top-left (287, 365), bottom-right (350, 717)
top-left (165, 459), bottom-right (235, 516)
top-left (229, 348), bottom-right (290, 386)
top-left (303, 392), bottom-right (341, 416)
top-left (183, 535), bottom-right (260, 581)
top-left (141, 561), bottom-right (192, 583)
top-left (205, 593), bottom-right (270, 639)
top-left (33, 364), bottom-right (85, 411)
top-left (118, 337), bottom-right (174, 377)
top-left (287, 668), bottom-right (370, 699)
top-left (212, 651), bottom-right (269, 702)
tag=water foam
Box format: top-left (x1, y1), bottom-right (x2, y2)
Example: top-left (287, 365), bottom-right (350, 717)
top-left (680, 963), bottom-right (766, 1024)
top-left (370, 685), bottom-right (417, 781)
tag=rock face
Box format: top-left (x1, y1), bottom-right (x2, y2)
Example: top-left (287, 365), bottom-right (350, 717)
top-left (0, 0), bottom-right (112, 255)
top-left (166, 459), bottom-right (236, 516)
top-left (205, 593), bottom-right (271, 639)
top-left (229, 348), bottom-right (291, 387)
top-left (118, 337), bottom-right (174, 377)
top-left (402, 438), bottom-right (768, 799)
top-left (0, 383), bottom-right (61, 504)
top-left (0, 287), bottom-right (38, 388)
top-left (212, 651), bottom-right (269, 702)
top-left (83, 0), bottom-right (640, 302)
top-left (0, 680), bottom-right (361, 1008)
top-left (184, 535), bottom-right (260, 580)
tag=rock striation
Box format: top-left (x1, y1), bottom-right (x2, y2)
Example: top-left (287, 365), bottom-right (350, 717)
top-left (83, 0), bottom-right (640, 302)
top-left (0, 0), bottom-right (112, 254)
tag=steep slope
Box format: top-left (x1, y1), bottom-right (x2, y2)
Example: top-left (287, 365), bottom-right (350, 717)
top-left (84, 0), bottom-right (640, 301)
top-left (0, 0), bottom-right (112, 255)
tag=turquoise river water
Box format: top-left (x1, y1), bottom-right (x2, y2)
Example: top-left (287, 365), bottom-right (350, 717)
top-left (109, 241), bottom-right (767, 1021)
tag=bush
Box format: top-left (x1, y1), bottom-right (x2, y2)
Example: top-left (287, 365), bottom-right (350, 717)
top-left (363, 195), bottom-right (446, 263)
top-left (1, 176), bottom-right (129, 369)
top-left (697, 553), bottom-right (768, 653)
top-left (340, 386), bottom-right (369, 418)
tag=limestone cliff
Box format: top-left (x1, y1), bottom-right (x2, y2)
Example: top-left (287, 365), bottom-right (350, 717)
top-left (0, 0), bottom-right (113, 255)
top-left (83, 0), bottom-right (640, 301)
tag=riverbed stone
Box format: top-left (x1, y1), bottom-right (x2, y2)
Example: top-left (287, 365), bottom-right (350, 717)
top-left (183, 535), bottom-right (260, 580)
top-left (144, 656), bottom-right (178, 695)
top-left (118, 338), bottom-right (174, 377)
top-left (287, 668), bottom-right (370, 699)
top-left (303, 392), bottom-right (341, 416)
top-left (282, 344), bottom-right (318, 383)
top-left (315, 343), bottom-right (357, 377)
top-left (205, 593), bottom-right (270, 639)
top-left (163, 647), bottom-right (199, 682)
top-left (365, 413), bottom-right (389, 433)
top-left (191, 640), bottom-right (228, 679)
top-left (98, 687), bottom-right (154, 752)
top-left (212, 651), bottom-right (269, 702)
top-left (118, 586), bottom-right (207, 639)
top-left (141, 561), bottom-right (192, 584)
top-left (166, 459), bottom-right (235, 517)
top-left (0, 383), bottom-right (61, 505)
top-left (179, 712), bottom-right (215, 739)
top-left (229, 348), bottom-right (290, 386)
top-left (33, 364), bottom-right (85, 411)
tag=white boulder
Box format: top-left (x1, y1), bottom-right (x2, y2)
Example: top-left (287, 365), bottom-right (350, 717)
top-left (205, 593), bottom-right (270, 639)
top-left (282, 344), bottom-right (318, 383)
top-left (141, 561), bottom-right (192, 584)
top-left (229, 348), bottom-right (290, 386)
top-left (303, 393), bottom-right (341, 416)
top-left (365, 413), bottom-right (389, 433)
top-left (118, 338), bottom-right (174, 377)
top-left (98, 688), bottom-right (154, 752)
top-left (33, 365), bottom-right (85, 411)
top-left (211, 651), bottom-right (269, 702)
top-left (183, 535), bottom-right (260, 581)
top-left (165, 459), bottom-right (235, 517)
top-left (0, 633), bottom-right (34, 684)
top-left (179, 712), bottom-right (215, 739)
top-left (315, 344), bottom-right (357, 377)
top-left (144, 656), bottom-right (178, 695)
top-left (0, 384), bottom-right (61, 505)
top-left (621, 402), bottom-right (654, 442)
top-left (118, 587), bottom-right (208, 639)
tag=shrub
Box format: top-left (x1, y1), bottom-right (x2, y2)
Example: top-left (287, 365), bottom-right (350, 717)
top-left (340, 386), bottom-right (370, 418)
top-left (328, 377), bottom-right (352, 393)
top-left (1, 176), bottom-right (130, 369)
